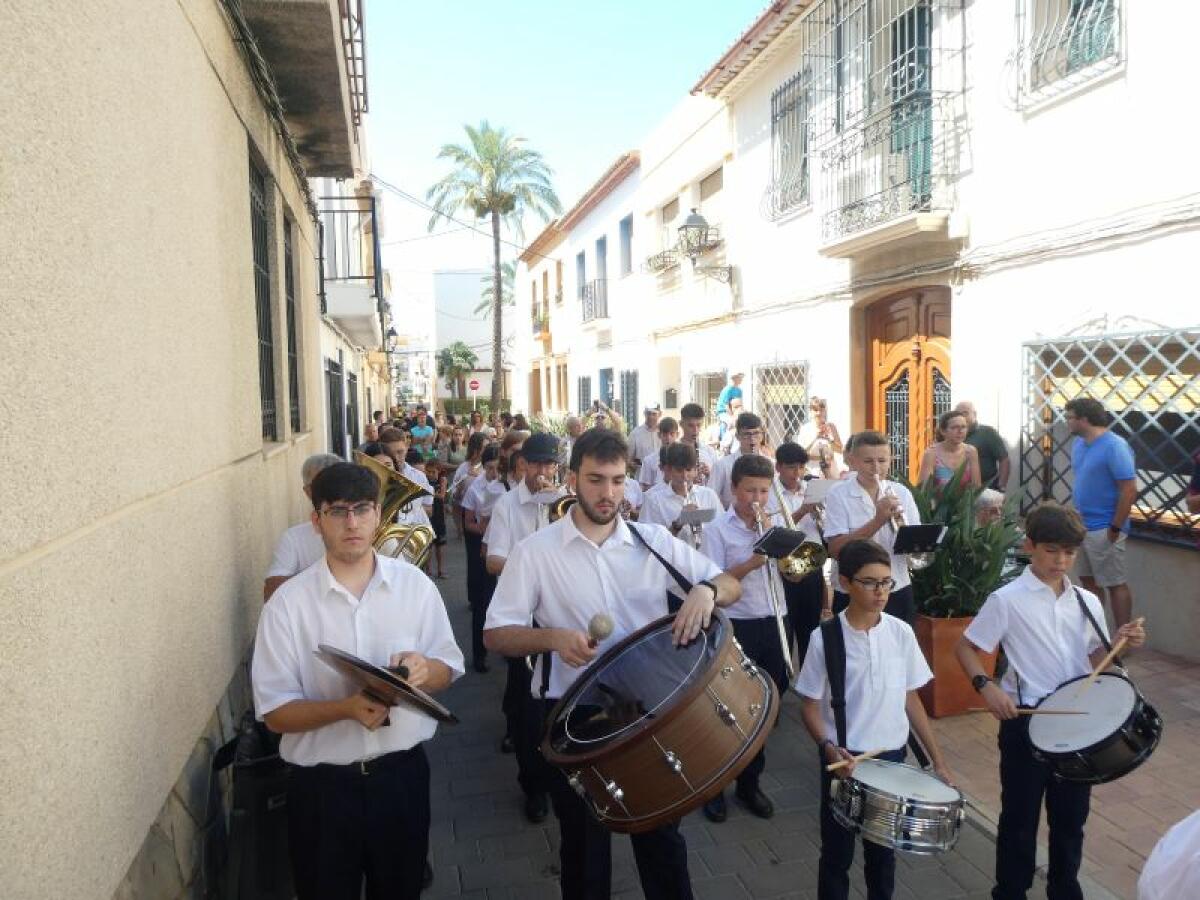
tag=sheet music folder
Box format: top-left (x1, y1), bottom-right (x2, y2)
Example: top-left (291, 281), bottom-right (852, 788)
top-left (892, 524), bottom-right (947, 555)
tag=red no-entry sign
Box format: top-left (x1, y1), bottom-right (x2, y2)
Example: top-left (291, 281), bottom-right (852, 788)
top-left (468, 379), bottom-right (480, 391)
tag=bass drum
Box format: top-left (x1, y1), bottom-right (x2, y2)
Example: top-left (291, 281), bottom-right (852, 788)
top-left (542, 610), bottom-right (779, 834)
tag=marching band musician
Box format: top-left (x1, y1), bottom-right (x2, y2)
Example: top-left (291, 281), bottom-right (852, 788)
top-left (765, 442), bottom-right (832, 665)
top-left (484, 428), bottom-right (740, 900)
top-left (822, 431), bottom-right (922, 624)
top-left (700, 454), bottom-right (791, 823)
top-left (679, 402), bottom-right (720, 486)
top-left (638, 443), bottom-right (722, 545)
top-left (461, 445), bottom-right (503, 673)
top-left (263, 453), bottom-right (343, 601)
top-left (482, 432), bottom-right (564, 825)
top-left (379, 427), bottom-right (435, 526)
top-left (709, 412), bottom-right (771, 508)
top-left (252, 463), bottom-right (464, 900)
top-left (637, 416), bottom-right (681, 491)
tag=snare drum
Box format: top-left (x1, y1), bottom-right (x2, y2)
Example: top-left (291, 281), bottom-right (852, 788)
top-left (830, 760), bottom-right (964, 855)
top-left (541, 610), bottom-right (779, 833)
top-left (1028, 672), bottom-right (1162, 784)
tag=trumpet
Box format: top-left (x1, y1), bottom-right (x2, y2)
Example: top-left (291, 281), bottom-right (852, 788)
top-left (882, 480), bottom-right (934, 571)
top-left (751, 501), bottom-right (796, 681)
top-left (769, 479), bottom-right (828, 581)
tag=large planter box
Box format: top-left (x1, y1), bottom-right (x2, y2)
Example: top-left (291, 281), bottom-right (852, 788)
top-left (915, 614), bottom-right (998, 719)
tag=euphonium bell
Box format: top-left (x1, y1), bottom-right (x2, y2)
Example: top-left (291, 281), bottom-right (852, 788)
top-left (548, 494), bottom-right (577, 522)
top-left (770, 479), bottom-right (828, 582)
top-left (353, 451), bottom-right (436, 567)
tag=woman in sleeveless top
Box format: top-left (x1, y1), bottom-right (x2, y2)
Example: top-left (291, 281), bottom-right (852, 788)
top-left (917, 409), bottom-right (982, 489)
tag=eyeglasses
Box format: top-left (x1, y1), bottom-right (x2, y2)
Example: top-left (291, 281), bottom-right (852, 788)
top-left (321, 502), bottom-right (376, 520)
top-left (738, 430), bottom-right (764, 440)
top-left (851, 576), bottom-right (896, 593)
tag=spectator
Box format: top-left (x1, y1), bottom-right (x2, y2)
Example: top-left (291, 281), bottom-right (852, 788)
top-left (916, 409), bottom-right (982, 489)
top-left (468, 409), bottom-right (486, 435)
top-left (715, 372), bottom-right (744, 444)
top-left (956, 401), bottom-right (1010, 490)
top-left (628, 404), bottom-right (663, 468)
top-left (559, 415), bottom-right (584, 467)
top-left (364, 422), bottom-right (379, 443)
top-left (409, 405), bottom-right (435, 452)
top-left (797, 396), bottom-right (844, 478)
top-left (1065, 397), bottom-right (1137, 628)
top-left (975, 488), bottom-right (1005, 527)
top-left (512, 413), bottom-right (530, 432)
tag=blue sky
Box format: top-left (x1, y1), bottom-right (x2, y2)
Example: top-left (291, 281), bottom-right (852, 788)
top-left (365, 0), bottom-right (767, 336)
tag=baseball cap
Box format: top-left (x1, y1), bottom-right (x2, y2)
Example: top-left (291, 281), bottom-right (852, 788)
top-left (523, 432), bottom-right (560, 463)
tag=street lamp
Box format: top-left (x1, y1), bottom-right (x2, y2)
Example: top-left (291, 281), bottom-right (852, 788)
top-left (676, 208), bottom-right (732, 284)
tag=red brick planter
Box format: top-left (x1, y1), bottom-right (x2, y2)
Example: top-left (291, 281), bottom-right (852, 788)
top-left (915, 614), bottom-right (998, 719)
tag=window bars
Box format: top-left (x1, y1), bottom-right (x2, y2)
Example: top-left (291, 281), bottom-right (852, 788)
top-left (620, 370), bottom-right (640, 427)
top-left (1006, 0), bottom-right (1121, 108)
top-left (577, 376), bottom-right (592, 415)
top-left (764, 68), bottom-right (815, 220)
top-left (284, 221), bottom-right (301, 433)
top-left (250, 163), bottom-right (277, 442)
top-left (753, 361), bottom-right (810, 450)
top-left (1020, 328), bottom-right (1200, 547)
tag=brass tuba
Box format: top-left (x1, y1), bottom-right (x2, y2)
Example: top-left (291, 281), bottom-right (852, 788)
top-left (354, 452), bottom-right (436, 568)
top-left (770, 479), bottom-right (828, 581)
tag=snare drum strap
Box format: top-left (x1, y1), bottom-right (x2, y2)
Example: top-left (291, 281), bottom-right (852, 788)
top-left (820, 617), bottom-right (849, 749)
top-left (1074, 587), bottom-right (1117, 661)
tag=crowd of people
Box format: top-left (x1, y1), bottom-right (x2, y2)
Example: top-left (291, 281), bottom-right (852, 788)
top-left (247, 385), bottom-right (1172, 900)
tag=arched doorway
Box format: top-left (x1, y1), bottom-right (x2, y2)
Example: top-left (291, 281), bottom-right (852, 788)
top-left (866, 288), bottom-right (952, 481)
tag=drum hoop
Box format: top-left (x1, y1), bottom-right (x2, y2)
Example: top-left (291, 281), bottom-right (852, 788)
top-left (541, 609), bottom-right (732, 767)
top-left (1029, 671), bottom-right (1142, 756)
top-left (842, 763), bottom-right (963, 809)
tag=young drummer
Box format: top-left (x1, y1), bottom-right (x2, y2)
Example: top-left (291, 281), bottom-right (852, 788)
top-left (955, 503), bottom-right (1146, 900)
top-left (797, 539), bottom-right (952, 900)
top-left (637, 416), bottom-right (681, 491)
top-left (700, 454), bottom-right (791, 822)
top-left (638, 443), bottom-right (723, 545)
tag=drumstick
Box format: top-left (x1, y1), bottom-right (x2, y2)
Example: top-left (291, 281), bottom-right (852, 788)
top-left (826, 747), bottom-right (886, 772)
top-left (1080, 616), bottom-right (1144, 692)
top-left (588, 613), bottom-right (615, 648)
top-left (1015, 709), bottom-right (1088, 715)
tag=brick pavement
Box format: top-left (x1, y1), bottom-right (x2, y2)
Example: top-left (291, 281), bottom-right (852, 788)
top-left (421, 541), bottom-right (1133, 898)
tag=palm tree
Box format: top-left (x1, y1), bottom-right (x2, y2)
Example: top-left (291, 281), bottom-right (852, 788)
top-left (436, 341), bottom-right (478, 399)
top-left (475, 260), bottom-right (515, 317)
top-left (427, 121), bottom-right (561, 409)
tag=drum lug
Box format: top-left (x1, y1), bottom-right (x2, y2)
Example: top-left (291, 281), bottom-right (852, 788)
top-left (567, 771), bottom-right (586, 797)
top-left (715, 700), bottom-right (738, 727)
top-left (604, 779), bottom-right (624, 802)
top-left (663, 750), bottom-right (683, 775)
top-left (749, 702), bottom-right (763, 718)
top-left (720, 665), bottom-right (734, 679)
top-left (741, 658), bottom-right (758, 677)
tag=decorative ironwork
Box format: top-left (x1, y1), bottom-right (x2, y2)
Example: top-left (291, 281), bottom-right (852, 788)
top-left (1005, 0), bottom-right (1121, 109)
top-left (885, 371), bottom-right (911, 479)
top-left (250, 163), bottom-right (277, 442)
top-left (577, 375), bottom-right (592, 414)
top-left (620, 370), bottom-right (640, 426)
top-left (753, 362), bottom-right (810, 449)
top-left (933, 367), bottom-right (952, 427)
top-left (696, 265), bottom-right (734, 284)
top-left (677, 211), bottom-right (724, 259)
top-left (347, 371), bottom-right (360, 450)
top-left (1020, 328), bottom-right (1200, 546)
top-left (284, 221), bottom-right (301, 433)
top-left (325, 358), bottom-right (346, 458)
top-left (763, 66), bottom-right (813, 220)
top-left (581, 279), bottom-right (609, 322)
top-left (644, 249), bottom-right (680, 274)
top-left (320, 193), bottom-right (385, 345)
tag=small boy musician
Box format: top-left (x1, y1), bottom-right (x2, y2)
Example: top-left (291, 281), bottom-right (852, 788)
top-left (709, 411), bottom-right (771, 508)
top-left (955, 502), bottom-right (1146, 900)
top-left (679, 402), bottom-right (721, 486)
top-left (797, 539), bottom-right (952, 900)
top-left (637, 416), bottom-right (681, 491)
top-left (637, 443), bottom-right (723, 546)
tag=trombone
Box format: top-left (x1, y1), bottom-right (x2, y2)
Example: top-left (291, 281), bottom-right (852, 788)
top-left (769, 479), bottom-right (828, 581)
top-left (751, 501), bottom-right (796, 681)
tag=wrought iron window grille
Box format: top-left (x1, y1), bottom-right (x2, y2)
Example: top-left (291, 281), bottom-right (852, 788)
top-left (1005, 0), bottom-right (1121, 109)
top-left (250, 163), bottom-right (277, 442)
top-left (764, 67), bottom-right (814, 221)
top-left (1019, 327), bottom-right (1200, 547)
top-left (284, 221), bottom-right (301, 433)
top-left (752, 361), bottom-right (811, 450)
top-left (581, 280), bottom-right (609, 322)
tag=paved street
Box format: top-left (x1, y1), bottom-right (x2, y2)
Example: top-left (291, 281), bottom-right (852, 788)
top-left (421, 540), bottom-right (1018, 900)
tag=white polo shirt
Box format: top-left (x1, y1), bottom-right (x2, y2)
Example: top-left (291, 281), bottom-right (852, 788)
top-left (764, 478), bottom-right (822, 544)
top-left (252, 553), bottom-right (465, 766)
top-left (684, 441), bottom-right (721, 481)
top-left (484, 480), bottom-right (561, 561)
top-left (822, 476), bottom-right (920, 590)
top-left (401, 462), bottom-right (435, 509)
top-left (638, 452), bottom-right (665, 489)
top-left (485, 515), bottom-right (721, 699)
top-left (701, 507), bottom-right (785, 620)
top-left (708, 449), bottom-right (743, 508)
top-left (266, 520), bottom-right (326, 578)
top-left (628, 424), bottom-right (661, 464)
top-left (462, 475), bottom-right (507, 519)
top-left (964, 568), bottom-right (1109, 705)
top-left (638, 482), bottom-right (723, 532)
top-left (623, 477), bottom-right (644, 511)
top-left (795, 611), bottom-right (931, 752)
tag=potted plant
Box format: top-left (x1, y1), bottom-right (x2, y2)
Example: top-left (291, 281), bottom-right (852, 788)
top-left (907, 471), bottom-right (1021, 717)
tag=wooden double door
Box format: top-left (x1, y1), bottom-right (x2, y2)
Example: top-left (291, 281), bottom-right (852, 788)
top-left (866, 288), bottom-right (952, 482)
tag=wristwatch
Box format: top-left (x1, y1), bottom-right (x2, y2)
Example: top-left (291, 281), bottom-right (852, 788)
top-left (971, 674), bottom-right (993, 693)
top-left (698, 578), bottom-right (718, 599)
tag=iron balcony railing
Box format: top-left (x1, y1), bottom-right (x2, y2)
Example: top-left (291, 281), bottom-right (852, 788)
top-left (581, 279), bottom-right (609, 323)
top-left (338, 0), bottom-right (369, 128)
top-left (531, 309), bottom-right (548, 335)
top-left (318, 193), bottom-right (385, 344)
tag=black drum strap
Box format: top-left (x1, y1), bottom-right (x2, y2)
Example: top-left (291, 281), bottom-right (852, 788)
top-left (1074, 587), bottom-right (1117, 661)
top-left (821, 616), bottom-right (849, 749)
top-left (627, 522), bottom-right (693, 613)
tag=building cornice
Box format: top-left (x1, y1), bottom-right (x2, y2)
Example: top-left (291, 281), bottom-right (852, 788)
top-left (691, 0), bottom-right (815, 99)
top-left (519, 220), bottom-right (565, 264)
top-left (557, 152), bottom-right (641, 233)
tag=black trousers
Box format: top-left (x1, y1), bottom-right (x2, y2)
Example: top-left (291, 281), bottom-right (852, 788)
top-left (818, 746), bottom-right (906, 900)
top-left (832, 584), bottom-right (913, 625)
top-left (729, 615), bottom-right (790, 792)
top-left (286, 746), bottom-right (430, 900)
top-left (463, 530), bottom-right (493, 664)
top-left (993, 716), bottom-right (1091, 900)
top-left (503, 658), bottom-right (548, 798)
top-left (538, 701), bottom-right (693, 900)
top-left (783, 569), bottom-right (826, 668)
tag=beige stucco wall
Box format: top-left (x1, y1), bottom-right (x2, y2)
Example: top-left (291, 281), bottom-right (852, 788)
top-left (0, 1), bottom-right (331, 897)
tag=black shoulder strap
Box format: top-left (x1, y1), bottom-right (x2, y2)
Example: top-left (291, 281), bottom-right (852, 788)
top-left (821, 616), bottom-right (848, 748)
top-left (1074, 586), bottom-right (1116, 659)
top-left (627, 522), bottom-right (695, 594)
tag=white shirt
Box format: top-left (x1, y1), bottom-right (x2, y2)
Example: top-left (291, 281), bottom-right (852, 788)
top-left (638, 452), bottom-right (665, 489)
top-left (252, 554), bottom-right (465, 766)
top-left (462, 475), bottom-right (506, 519)
top-left (450, 460), bottom-right (478, 501)
top-left (701, 507), bottom-right (786, 620)
top-left (1138, 809), bottom-right (1200, 900)
top-left (266, 521), bottom-right (326, 578)
top-left (623, 478), bottom-right (643, 511)
top-left (685, 441), bottom-right (721, 481)
top-left (796, 420), bottom-right (843, 476)
top-left (628, 424), bottom-right (661, 464)
top-left (795, 611), bottom-right (931, 752)
top-left (708, 448), bottom-right (744, 508)
top-left (764, 478), bottom-right (822, 544)
top-left (822, 477), bottom-right (920, 590)
top-left (484, 480), bottom-right (559, 561)
top-left (401, 462), bottom-right (435, 509)
top-left (964, 568), bottom-right (1109, 705)
top-left (638, 482), bottom-right (723, 532)
top-left (485, 515), bottom-right (721, 699)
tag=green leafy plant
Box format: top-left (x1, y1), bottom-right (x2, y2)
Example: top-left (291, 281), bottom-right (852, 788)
top-left (905, 468), bottom-right (1022, 618)
top-left (531, 412), bottom-right (568, 436)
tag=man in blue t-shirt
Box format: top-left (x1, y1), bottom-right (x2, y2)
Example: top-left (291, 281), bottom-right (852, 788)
top-left (408, 405), bottom-right (436, 457)
top-left (715, 373), bottom-right (744, 444)
top-left (1065, 397), bottom-right (1137, 628)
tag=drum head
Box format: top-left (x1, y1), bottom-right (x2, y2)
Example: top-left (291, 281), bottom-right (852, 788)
top-left (853, 760), bottom-right (961, 804)
top-left (546, 615), bottom-right (727, 757)
top-left (1029, 673), bottom-right (1136, 753)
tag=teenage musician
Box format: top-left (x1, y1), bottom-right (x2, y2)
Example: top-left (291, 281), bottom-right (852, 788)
top-left (638, 416), bottom-right (681, 491)
top-left (679, 402), bottom-right (720, 486)
top-left (709, 412), bottom-right (771, 508)
top-left (638, 443), bottom-right (722, 545)
top-left (263, 453), bottom-right (343, 601)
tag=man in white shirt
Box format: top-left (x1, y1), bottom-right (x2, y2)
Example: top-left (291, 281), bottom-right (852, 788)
top-left (679, 402), bottom-right (721, 487)
top-left (484, 428), bottom-right (740, 900)
top-left (822, 431), bottom-right (921, 623)
top-left (638, 443), bottom-right (722, 549)
top-left (637, 416), bottom-right (680, 491)
top-left (263, 453), bottom-right (343, 601)
top-left (700, 454), bottom-right (792, 823)
top-left (956, 503), bottom-right (1145, 900)
top-left (797, 539), bottom-right (951, 900)
top-left (709, 411), bottom-right (770, 507)
top-left (482, 432), bottom-right (563, 824)
top-left (252, 462), bottom-right (464, 900)
top-left (627, 404), bottom-right (662, 469)
top-left (461, 446), bottom-right (502, 673)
